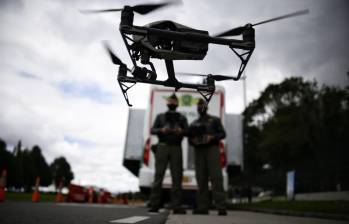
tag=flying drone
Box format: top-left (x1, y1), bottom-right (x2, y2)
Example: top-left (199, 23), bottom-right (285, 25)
top-left (82, 2), bottom-right (308, 106)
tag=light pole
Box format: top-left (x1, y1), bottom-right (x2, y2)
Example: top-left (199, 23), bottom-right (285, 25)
top-left (241, 72), bottom-right (247, 171)
top-left (242, 74), bottom-right (247, 109)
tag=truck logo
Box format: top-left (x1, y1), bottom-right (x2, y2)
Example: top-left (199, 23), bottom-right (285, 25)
top-left (163, 94), bottom-right (200, 106)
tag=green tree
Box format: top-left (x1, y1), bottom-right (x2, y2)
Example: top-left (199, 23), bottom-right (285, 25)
top-left (8, 141), bottom-right (54, 190)
top-left (243, 77), bottom-right (349, 193)
top-left (50, 157), bottom-right (74, 188)
top-left (0, 138), bottom-right (15, 187)
top-left (315, 86), bottom-right (349, 190)
top-left (244, 78), bottom-right (318, 170)
top-left (30, 146), bottom-right (52, 186)
top-left (12, 141), bottom-right (25, 189)
top-left (22, 148), bottom-right (35, 191)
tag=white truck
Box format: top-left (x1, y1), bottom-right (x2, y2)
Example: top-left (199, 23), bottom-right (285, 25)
top-left (123, 86), bottom-right (243, 204)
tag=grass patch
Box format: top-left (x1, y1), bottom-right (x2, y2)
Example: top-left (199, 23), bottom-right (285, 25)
top-left (5, 192), bottom-right (56, 202)
top-left (228, 200), bottom-right (349, 216)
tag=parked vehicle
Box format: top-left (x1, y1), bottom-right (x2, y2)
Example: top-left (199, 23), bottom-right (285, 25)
top-left (66, 184), bottom-right (86, 202)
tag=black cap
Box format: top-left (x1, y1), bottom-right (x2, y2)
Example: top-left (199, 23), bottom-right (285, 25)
top-left (197, 98), bottom-right (206, 105)
top-left (168, 93), bottom-right (178, 101)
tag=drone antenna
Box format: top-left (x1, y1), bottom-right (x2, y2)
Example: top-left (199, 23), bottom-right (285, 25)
top-left (252, 9), bottom-right (309, 27)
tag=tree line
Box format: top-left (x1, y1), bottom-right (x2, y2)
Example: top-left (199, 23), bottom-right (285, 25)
top-left (0, 139), bottom-right (74, 192)
top-left (242, 77), bottom-right (348, 194)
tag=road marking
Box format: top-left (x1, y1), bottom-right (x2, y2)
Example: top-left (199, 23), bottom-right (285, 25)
top-left (109, 216), bottom-right (150, 223)
top-left (56, 203), bottom-right (137, 209)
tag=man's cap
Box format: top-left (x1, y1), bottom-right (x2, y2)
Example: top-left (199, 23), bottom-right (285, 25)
top-left (197, 98), bottom-right (206, 105)
top-left (168, 93), bottom-right (178, 101)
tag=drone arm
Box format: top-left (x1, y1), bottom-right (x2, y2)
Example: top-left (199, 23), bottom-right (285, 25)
top-left (130, 25), bottom-right (253, 48)
top-left (120, 25), bottom-right (147, 36)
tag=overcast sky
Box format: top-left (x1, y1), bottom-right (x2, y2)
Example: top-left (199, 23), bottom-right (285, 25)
top-left (0, 0), bottom-right (348, 192)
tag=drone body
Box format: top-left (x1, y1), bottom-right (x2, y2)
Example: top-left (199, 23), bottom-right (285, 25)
top-left (132, 20), bottom-right (209, 61)
top-left (82, 3), bottom-right (308, 106)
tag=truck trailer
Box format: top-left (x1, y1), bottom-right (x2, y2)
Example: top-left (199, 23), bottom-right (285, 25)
top-left (122, 86), bottom-right (243, 205)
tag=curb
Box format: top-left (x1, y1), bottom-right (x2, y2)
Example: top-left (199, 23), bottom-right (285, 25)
top-left (234, 207), bottom-right (349, 221)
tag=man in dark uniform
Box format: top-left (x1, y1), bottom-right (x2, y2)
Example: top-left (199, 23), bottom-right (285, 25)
top-left (149, 93), bottom-right (188, 214)
top-left (188, 98), bottom-right (227, 216)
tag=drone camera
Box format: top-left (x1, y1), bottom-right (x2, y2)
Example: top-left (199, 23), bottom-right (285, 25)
top-left (147, 71), bottom-right (157, 81)
top-left (140, 50), bottom-right (150, 64)
top-left (132, 66), bottom-right (146, 79)
top-left (132, 66), bottom-right (157, 81)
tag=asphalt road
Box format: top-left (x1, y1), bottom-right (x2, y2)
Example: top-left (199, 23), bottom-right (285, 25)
top-left (166, 211), bottom-right (349, 224)
top-left (1, 202), bottom-right (348, 224)
top-left (0, 202), bottom-right (169, 224)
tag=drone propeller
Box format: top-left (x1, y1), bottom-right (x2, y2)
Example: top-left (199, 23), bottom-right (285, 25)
top-left (103, 41), bottom-right (133, 73)
top-left (177, 72), bottom-right (235, 81)
top-left (215, 9), bottom-right (309, 37)
top-left (80, 1), bottom-right (177, 15)
top-left (103, 41), bottom-right (124, 65)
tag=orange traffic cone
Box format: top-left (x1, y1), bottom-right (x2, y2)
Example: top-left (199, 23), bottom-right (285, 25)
top-left (56, 180), bottom-right (64, 202)
top-left (32, 176), bottom-right (40, 202)
top-left (122, 194), bottom-right (128, 205)
top-left (0, 169), bottom-right (7, 202)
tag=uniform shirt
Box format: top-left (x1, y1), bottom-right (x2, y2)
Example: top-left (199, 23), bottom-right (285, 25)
top-left (151, 111), bottom-right (188, 145)
top-left (188, 114), bottom-right (226, 147)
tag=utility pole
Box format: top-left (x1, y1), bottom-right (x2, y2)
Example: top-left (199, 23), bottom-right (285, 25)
top-left (241, 71), bottom-right (247, 171)
top-left (242, 75), bottom-right (247, 109)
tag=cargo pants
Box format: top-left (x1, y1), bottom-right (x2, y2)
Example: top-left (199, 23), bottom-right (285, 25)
top-left (194, 145), bottom-right (226, 210)
top-left (149, 143), bottom-right (183, 209)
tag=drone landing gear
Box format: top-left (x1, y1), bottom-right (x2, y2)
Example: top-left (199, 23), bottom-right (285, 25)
top-left (197, 89), bottom-right (215, 105)
top-left (230, 46), bottom-right (254, 81)
top-left (118, 80), bottom-right (136, 107)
